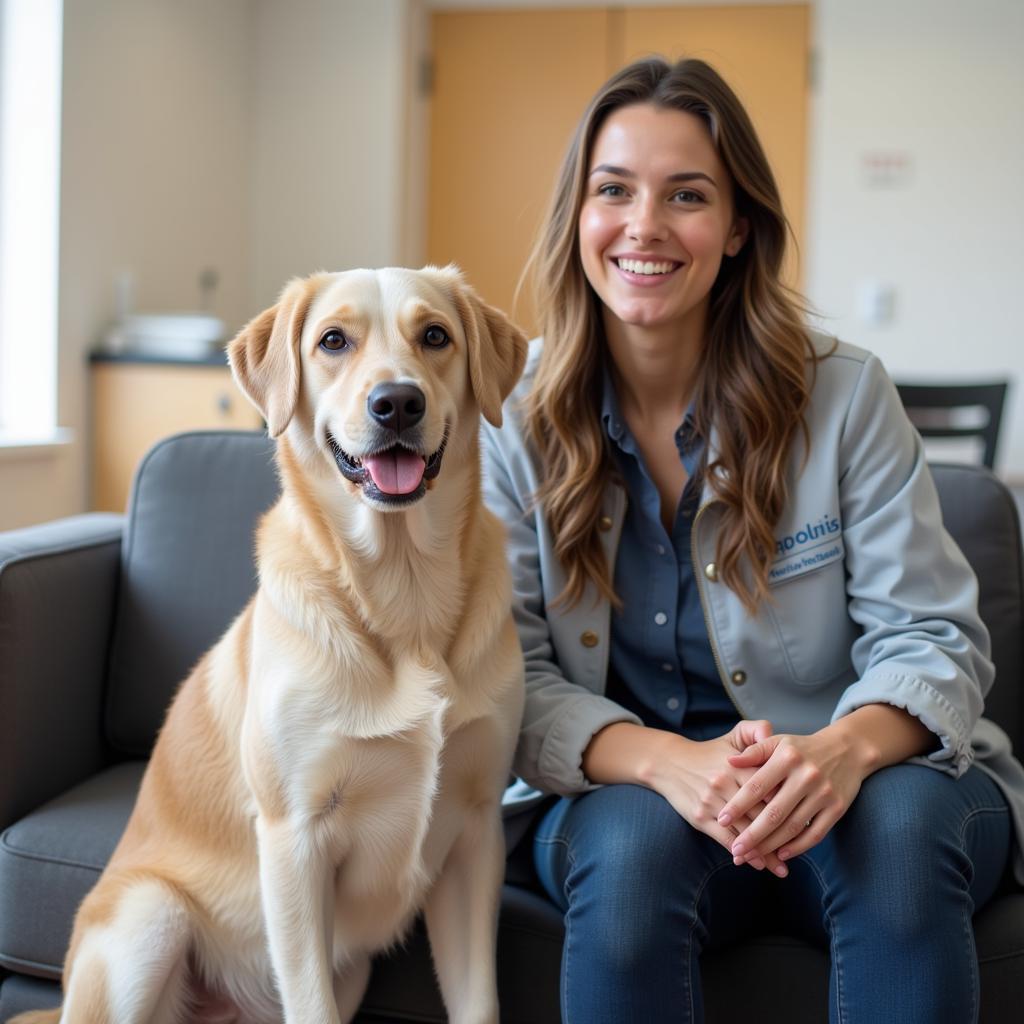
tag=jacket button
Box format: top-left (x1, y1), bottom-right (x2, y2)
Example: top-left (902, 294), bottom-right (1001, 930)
top-left (580, 630), bottom-right (599, 648)
top-left (598, 515), bottom-right (613, 531)
top-left (731, 670), bottom-right (747, 685)
top-left (704, 562), bottom-right (719, 581)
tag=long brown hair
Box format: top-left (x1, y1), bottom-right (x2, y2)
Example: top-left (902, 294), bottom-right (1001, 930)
top-left (524, 56), bottom-right (815, 613)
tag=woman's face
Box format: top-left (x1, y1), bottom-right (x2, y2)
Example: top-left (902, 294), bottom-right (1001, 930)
top-left (578, 103), bottom-right (747, 339)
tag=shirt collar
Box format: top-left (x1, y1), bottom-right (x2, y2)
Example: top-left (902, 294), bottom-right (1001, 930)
top-left (600, 358), bottom-right (700, 453)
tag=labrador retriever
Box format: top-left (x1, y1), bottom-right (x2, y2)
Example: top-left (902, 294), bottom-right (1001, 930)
top-left (12, 266), bottom-right (528, 1024)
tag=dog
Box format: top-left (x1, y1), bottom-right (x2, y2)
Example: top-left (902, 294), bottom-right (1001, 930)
top-left (12, 266), bottom-right (528, 1024)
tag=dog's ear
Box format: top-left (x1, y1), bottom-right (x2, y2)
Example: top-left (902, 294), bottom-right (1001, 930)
top-left (227, 277), bottom-right (316, 438)
top-left (446, 271), bottom-right (528, 428)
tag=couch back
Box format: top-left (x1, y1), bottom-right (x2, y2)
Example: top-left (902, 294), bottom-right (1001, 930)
top-left (104, 430), bottom-right (279, 754)
top-left (100, 435), bottom-right (1024, 756)
top-left (930, 463), bottom-right (1024, 748)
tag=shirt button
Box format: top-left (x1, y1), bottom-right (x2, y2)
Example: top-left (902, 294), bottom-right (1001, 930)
top-left (654, 612), bottom-right (668, 626)
top-left (667, 697), bottom-right (680, 711)
top-left (598, 515), bottom-right (613, 532)
top-left (656, 544), bottom-right (666, 555)
top-left (580, 630), bottom-right (599, 648)
top-left (731, 669), bottom-right (747, 685)
top-left (661, 662), bottom-right (673, 672)
top-left (704, 562), bottom-right (719, 582)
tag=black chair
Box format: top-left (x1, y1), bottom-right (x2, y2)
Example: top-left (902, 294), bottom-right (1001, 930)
top-left (896, 381), bottom-right (1008, 469)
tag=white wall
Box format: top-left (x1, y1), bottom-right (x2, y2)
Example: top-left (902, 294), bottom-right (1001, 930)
top-left (248, 0), bottom-right (411, 311)
top-left (2, 0), bottom-right (254, 529)
top-left (807, 0), bottom-right (1024, 477)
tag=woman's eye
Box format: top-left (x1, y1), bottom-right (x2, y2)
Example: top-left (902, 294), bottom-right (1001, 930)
top-left (672, 189), bottom-right (704, 204)
top-left (597, 183), bottom-right (627, 198)
top-left (319, 329), bottom-right (348, 352)
top-left (423, 325), bottom-right (450, 349)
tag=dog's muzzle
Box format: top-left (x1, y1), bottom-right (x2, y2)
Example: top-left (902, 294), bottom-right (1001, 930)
top-left (326, 425), bottom-right (448, 507)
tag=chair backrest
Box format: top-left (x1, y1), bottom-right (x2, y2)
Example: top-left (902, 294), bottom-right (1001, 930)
top-left (931, 463), bottom-right (1024, 749)
top-left (104, 430), bottom-right (279, 756)
top-left (896, 381), bottom-right (1008, 469)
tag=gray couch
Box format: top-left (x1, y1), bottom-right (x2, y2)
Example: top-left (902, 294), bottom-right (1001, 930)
top-left (1, 429), bottom-right (1022, 1023)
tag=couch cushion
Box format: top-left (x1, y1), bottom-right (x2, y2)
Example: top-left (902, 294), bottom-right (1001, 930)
top-left (0, 973), bottom-right (62, 1022)
top-left (931, 463), bottom-right (1024, 748)
top-left (104, 430), bottom-right (279, 755)
top-left (0, 761), bottom-right (144, 977)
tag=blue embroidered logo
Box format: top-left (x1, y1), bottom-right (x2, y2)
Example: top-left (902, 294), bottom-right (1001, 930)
top-left (774, 514), bottom-right (841, 557)
top-left (769, 514), bottom-right (844, 585)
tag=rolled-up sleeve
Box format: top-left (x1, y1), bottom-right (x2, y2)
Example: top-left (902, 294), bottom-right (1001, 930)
top-left (831, 355), bottom-right (992, 775)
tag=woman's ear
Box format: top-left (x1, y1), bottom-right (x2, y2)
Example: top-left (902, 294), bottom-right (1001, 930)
top-left (725, 216), bottom-right (750, 258)
top-left (442, 268), bottom-right (528, 428)
top-left (227, 277), bottom-right (317, 437)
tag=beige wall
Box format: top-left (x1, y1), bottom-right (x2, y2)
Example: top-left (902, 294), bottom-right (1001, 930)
top-left (0, 0), bottom-right (417, 530)
top-left (248, 0), bottom-right (411, 312)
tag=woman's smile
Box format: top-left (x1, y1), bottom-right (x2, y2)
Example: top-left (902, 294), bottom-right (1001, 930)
top-left (611, 255), bottom-right (684, 284)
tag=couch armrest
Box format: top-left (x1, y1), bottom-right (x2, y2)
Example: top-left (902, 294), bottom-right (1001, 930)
top-left (0, 514), bottom-right (124, 829)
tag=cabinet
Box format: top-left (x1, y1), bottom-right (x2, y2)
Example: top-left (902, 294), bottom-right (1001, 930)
top-left (90, 355), bottom-right (263, 512)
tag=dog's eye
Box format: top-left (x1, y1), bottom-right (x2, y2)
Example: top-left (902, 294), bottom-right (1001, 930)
top-left (423, 325), bottom-right (450, 349)
top-left (320, 329), bottom-right (349, 353)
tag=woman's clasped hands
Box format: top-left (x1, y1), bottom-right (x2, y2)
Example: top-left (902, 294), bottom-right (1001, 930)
top-left (717, 723), bottom-right (872, 868)
top-left (640, 719), bottom-right (788, 876)
top-left (644, 718), bottom-right (871, 878)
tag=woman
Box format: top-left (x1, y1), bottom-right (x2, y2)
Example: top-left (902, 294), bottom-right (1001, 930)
top-left (484, 57), bottom-right (1023, 1023)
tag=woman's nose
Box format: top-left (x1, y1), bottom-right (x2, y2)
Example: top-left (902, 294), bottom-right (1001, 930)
top-left (626, 196), bottom-right (667, 243)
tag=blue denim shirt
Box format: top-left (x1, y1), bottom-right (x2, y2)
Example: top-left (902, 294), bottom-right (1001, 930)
top-left (600, 368), bottom-right (736, 732)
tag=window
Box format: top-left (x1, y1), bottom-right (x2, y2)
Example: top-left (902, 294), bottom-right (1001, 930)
top-left (0, 0), bottom-right (63, 443)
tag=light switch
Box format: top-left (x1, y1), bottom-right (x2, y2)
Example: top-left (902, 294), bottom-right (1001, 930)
top-left (857, 280), bottom-right (896, 326)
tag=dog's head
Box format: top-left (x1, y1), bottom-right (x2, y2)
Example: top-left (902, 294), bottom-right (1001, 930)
top-left (228, 265), bottom-right (527, 511)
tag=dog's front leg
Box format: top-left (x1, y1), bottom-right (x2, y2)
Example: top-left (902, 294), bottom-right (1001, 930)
top-left (423, 805), bottom-right (504, 1024)
top-left (256, 815), bottom-right (340, 1024)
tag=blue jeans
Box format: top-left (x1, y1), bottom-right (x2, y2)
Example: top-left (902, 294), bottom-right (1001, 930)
top-left (534, 763), bottom-right (1010, 1023)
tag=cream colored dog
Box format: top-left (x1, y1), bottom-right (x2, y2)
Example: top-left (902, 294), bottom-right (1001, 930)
top-left (13, 266), bottom-right (527, 1024)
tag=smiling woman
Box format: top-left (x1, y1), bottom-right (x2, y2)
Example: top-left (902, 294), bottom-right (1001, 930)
top-left (484, 55), bottom-right (1023, 1024)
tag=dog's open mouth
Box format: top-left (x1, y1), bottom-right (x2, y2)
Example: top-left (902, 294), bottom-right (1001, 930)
top-left (327, 429), bottom-right (449, 505)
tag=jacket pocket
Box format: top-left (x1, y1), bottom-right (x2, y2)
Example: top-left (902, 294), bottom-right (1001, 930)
top-left (765, 555), bottom-right (856, 685)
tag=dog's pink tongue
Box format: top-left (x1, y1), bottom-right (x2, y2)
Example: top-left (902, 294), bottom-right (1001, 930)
top-left (364, 449), bottom-right (426, 494)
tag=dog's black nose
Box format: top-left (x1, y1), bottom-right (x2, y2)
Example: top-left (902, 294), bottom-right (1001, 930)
top-left (367, 382), bottom-right (426, 434)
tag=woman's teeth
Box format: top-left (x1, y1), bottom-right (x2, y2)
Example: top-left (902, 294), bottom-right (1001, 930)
top-left (616, 258), bottom-right (676, 275)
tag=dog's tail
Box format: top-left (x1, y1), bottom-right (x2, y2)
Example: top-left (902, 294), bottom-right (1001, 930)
top-left (6, 1009), bottom-right (61, 1023)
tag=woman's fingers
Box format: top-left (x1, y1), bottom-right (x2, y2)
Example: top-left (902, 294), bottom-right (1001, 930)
top-left (718, 809), bottom-right (789, 877)
top-left (731, 719), bottom-right (775, 753)
top-left (751, 797), bottom-right (840, 862)
top-left (717, 745), bottom-right (790, 827)
top-left (728, 778), bottom-right (806, 862)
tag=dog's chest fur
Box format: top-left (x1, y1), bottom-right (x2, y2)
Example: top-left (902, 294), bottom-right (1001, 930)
top-left (237, 509), bottom-right (513, 949)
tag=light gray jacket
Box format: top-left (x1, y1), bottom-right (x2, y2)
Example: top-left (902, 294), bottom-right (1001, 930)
top-left (484, 334), bottom-right (1024, 881)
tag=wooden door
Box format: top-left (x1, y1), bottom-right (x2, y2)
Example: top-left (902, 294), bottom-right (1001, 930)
top-left (428, 6), bottom-right (810, 334)
top-left (428, 9), bottom-right (614, 331)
